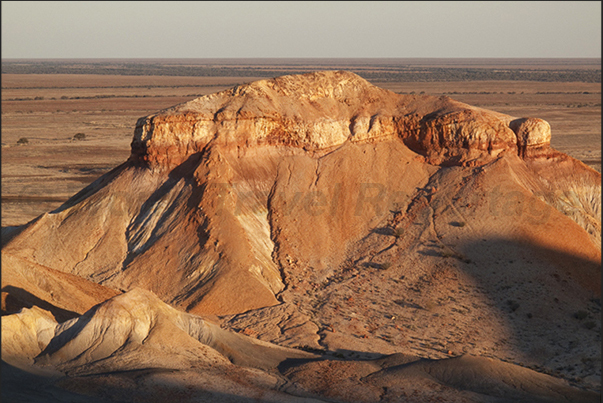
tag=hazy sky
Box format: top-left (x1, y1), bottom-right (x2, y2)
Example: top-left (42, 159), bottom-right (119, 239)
top-left (2, 1), bottom-right (601, 59)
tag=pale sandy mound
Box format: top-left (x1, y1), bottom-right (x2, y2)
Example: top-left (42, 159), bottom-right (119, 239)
top-left (2, 288), bottom-right (320, 402)
top-left (2, 305), bottom-right (58, 369)
top-left (33, 288), bottom-right (314, 373)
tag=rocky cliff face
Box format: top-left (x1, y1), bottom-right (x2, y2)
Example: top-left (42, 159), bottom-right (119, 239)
top-left (130, 71), bottom-right (549, 169)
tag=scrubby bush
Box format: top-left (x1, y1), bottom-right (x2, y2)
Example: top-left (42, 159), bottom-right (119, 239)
top-left (380, 262), bottom-right (392, 270)
top-left (392, 227), bottom-right (404, 238)
top-left (507, 300), bottom-right (520, 312)
top-left (73, 132), bottom-right (86, 141)
top-left (424, 300), bottom-right (438, 311)
top-left (17, 137), bottom-right (29, 145)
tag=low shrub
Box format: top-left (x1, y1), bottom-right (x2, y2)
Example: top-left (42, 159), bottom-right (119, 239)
top-left (392, 227), bottom-right (404, 238)
top-left (507, 300), bottom-right (520, 312)
top-left (380, 262), bottom-right (392, 270)
top-left (574, 310), bottom-right (588, 320)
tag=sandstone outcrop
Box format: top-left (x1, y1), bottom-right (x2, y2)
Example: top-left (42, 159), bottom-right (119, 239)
top-left (510, 117), bottom-right (552, 157)
top-left (131, 70), bottom-right (543, 169)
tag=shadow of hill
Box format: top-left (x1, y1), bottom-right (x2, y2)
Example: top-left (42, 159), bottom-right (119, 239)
top-left (52, 161), bottom-right (132, 215)
top-left (119, 152), bottom-right (206, 269)
top-left (1, 285), bottom-right (80, 322)
top-left (1, 361), bottom-right (112, 403)
top-left (454, 235), bottom-right (600, 368)
top-left (277, 350), bottom-right (601, 403)
top-left (1, 360), bottom-right (325, 403)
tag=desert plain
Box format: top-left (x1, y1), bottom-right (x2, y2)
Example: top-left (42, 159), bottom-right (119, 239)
top-left (1, 59), bottom-right (601, 403)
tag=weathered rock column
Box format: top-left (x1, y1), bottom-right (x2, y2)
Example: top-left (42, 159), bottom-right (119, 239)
top-left (510, 117), bottom-right (552, 158)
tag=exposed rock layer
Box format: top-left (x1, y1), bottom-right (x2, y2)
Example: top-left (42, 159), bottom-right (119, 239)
top-left (131, 71), bottom-right (549, 169)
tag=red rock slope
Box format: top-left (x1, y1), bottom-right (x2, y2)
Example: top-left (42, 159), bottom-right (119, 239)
top-left (2, 71), bottom-right (599, 318)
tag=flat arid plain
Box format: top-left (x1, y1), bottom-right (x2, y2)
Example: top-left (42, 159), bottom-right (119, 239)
top-left (1, 58), bottom-right (601, 403)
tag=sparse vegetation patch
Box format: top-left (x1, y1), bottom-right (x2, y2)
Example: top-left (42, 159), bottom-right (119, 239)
top-left (392, 227), bottom-right (405, 238)
top-left (574, 310), bottom-right (588, 320)
top-left (2, 60), bottom-right (600, 83)
top-left (507, 300), bottom-right (520, 312)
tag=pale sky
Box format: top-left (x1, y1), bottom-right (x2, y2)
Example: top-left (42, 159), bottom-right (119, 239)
top-left (1, 1), bottom-right (601, 59)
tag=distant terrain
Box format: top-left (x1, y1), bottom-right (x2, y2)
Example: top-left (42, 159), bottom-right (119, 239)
top-left (2, 58), bottom-right (601, 82)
